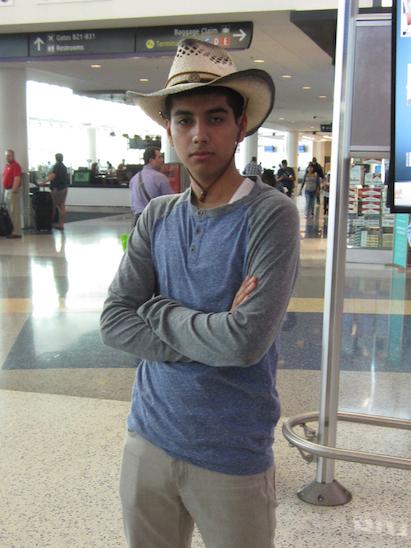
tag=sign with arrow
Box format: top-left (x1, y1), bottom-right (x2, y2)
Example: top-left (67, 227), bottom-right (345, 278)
top-left (135, 22), bottom-right (253, 53)
top-left (29, 29), bottom-right (135, 57)
top-left (0, 22), bottom-right (252, 61)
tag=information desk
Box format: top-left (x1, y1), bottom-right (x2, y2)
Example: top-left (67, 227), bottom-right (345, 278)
top-left (66, 183), bottom-right (130, 207)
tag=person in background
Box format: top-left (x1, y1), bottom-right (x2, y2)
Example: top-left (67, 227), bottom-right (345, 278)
top-left (90, 162), bottom-right (99, 184)
top-left (323, 171), bottom-right (330, 216)
top-left (262, 168), bottom-right (284, 192)
top-left (47, 153), bottom-right (69, 231)
top-left (243, 156), bottom-right (262, 177)
top-left (276, 159), bottom-right (295, 197)
top-left (2, 149), bottom-right (22, 239)
top-left (128, 146), bottom-right (173, 227)
top-left (300, 162), bottom-right (320, 217)
top-left (310, 157), bottom-right (324, 205)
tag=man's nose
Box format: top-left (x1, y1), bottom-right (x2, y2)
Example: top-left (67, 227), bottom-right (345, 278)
top-left (192, 120), bottom-right (209, 144)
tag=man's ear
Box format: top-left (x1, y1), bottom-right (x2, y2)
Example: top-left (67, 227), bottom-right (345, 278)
top-left (237, 114), bottom-right (248, 144)
top-left (166, 120), bottom-right (173, 147)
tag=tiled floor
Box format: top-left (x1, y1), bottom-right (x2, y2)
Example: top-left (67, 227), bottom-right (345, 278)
top-left (1, 199), bottom-right (410, 547)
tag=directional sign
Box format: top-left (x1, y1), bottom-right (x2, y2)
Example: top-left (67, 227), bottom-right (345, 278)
top-left (0, 34), bottom-right (28, 59)
top-left (29, 29), bottom-right (135, 57)
top-left (320, 123), bottom-right (332, 132)
top-left (136, 22), bottom-right (253, 53)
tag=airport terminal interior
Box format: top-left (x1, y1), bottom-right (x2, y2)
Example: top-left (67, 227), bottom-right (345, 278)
top-left (1, 200), bottom-right (410, 547)
top-left (1, 1), bottom-right (410, 547)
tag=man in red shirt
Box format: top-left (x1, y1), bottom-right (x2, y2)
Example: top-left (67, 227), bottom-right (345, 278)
top-left (2, 149), bottom-right (22, 238)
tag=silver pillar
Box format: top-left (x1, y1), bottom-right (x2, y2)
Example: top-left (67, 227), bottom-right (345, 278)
top-left (298, 0), bottom-right (358, 506)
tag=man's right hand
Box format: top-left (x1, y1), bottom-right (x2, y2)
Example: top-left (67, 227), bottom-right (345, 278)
top-left (230, 276), bottom-right (257, 312)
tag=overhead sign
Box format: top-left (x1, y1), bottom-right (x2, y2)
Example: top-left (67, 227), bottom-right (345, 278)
top-left (389, 2), bottom-right (411, 212)
top-left (29, 29), bottom-right (135, 57)
top-left (135, 22), bottom-right (253, 53)
top-left (320, 123), bottom-right (332, 132)
top-left (0, 34), bottom-right (27, 58)
top-left (0, 22), bottom-right (252, 61)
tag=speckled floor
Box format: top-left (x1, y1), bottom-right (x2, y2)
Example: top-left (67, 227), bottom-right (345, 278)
top-left (0, 389), bottom-right (409, 548)
top-left (1, 202), bottom-right (410, 547)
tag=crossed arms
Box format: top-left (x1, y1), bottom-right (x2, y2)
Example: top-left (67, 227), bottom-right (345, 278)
top-left (100, 196), bottom-right (300, 367)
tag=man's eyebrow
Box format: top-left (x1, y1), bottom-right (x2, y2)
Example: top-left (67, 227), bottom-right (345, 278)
top-left (171, 107), bottom-right (230, 117)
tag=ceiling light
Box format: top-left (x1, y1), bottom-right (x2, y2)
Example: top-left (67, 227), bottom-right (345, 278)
top-left (139, 78), bottom-right (149, 82)
top-left (90, 64), bottom-right (101, 69)
top-left (253, 59), bottom-right (265, 64)
top-left (281, 74), bottom-right (292, 79)
top-left (318, 95), bottom-right (327, 99)
top-left (279, 117), bottom-right (285, 120)
top-left (302, 86), bottom-right (311, 90)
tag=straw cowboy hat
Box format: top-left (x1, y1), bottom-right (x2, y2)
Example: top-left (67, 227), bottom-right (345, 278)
top-left (127, 38), bottom-right (275, 136)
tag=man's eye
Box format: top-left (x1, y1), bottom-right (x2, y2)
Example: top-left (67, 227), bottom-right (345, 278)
top-left (210, 116), bottom-right (224, 124)
top-left (177, 118), bottom-right (192, 126)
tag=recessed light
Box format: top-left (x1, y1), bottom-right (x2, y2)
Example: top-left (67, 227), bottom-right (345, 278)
top-left (279, 117), bottom-right (285, 120)
top-left (318, 95), bottom-right (327, 99)
top-left (302, 86), bottom-right (312, 90)
top-left (90, 64), bottom-right (101, 69)
top-left (281, 74), bottom-right (292, 79)
top-left (139, 78), bottom-right (149, 82)
top-left (253, 59), bottom-right (265, 64)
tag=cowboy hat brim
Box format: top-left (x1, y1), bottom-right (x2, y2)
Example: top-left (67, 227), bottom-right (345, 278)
top-left (126, 69), bottom-right (275, 136)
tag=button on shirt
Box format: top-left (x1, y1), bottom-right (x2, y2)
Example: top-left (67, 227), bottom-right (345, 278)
top-left (130, 165), bottom-right (174, 214)
top-left (2, 160), bottom-right (22, 190)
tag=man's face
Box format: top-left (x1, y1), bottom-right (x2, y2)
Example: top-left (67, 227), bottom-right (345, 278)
top-left (5, 150), bottom-right (14, 164)
top-left (150, 149), bottom-right (164, 171)
top-left (166, 93), bottom-right (246, 184)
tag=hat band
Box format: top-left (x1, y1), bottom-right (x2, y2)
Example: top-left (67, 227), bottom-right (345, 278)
top-left (166, 70), bottom-right (225, 87)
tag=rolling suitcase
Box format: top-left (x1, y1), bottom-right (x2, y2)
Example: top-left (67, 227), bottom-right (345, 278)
top-left (32, 188), bottom-right (53, 232)
top-left (0, 202), bottom-right (13, 236)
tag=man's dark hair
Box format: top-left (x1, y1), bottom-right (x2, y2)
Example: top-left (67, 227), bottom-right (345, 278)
top-left (281, 159), bottom-right (288, 166)
top-left (251, 156), bottom-right (257, 162)
top-left (163, 86), bottom-right (245, 121)
top-left (55, 153), bottom-right (63, 162)
top-left (143, 146), bottom-right (160, 165)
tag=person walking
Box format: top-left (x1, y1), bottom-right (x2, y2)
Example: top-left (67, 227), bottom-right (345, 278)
top-left (2, 149), bottom-right (22, 239)
top-left (101, 38), bottom-right (299, 548)
top-left (129, 146), bottom-right (173, 227)
top-left (47, 153), bottom-right (69, 230)
top-left (300, 162), bottom-right (320, 217)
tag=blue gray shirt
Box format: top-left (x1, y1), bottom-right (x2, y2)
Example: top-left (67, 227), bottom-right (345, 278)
top-left (101, 179), bottom-right (300, 475)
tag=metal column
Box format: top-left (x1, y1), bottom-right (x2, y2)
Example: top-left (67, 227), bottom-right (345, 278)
top-left (297, 0), bottom-right (359, 506)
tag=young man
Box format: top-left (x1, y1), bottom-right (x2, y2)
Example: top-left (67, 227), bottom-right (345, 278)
top-left (2, 149), bottom-right (22, 239)
top-left (276, 159), bottom-right (296, 198)
top-left (129, 146), bottom-right (173, 226)
top-left (101, 38), bottom-right (300, 548)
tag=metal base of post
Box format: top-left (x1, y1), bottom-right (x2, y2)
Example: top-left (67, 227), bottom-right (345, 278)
top-left (297, 480), bottom-right (352, 506)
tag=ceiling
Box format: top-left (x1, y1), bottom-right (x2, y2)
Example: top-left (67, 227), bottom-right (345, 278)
top-left (0, 10), bottom-right (336, 134)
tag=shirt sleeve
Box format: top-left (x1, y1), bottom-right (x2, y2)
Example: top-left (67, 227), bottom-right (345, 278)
top-left (137, 195), bottom-right (300, 367)
top-left (100, 202), bottom-right (192, 363)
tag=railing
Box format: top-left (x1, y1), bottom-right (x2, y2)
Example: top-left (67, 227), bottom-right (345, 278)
top-left (282, 412), bottom-right (411, 471)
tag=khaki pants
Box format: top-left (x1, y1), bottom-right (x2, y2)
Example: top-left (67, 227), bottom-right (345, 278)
top-left (120, 431), bottom-right (277, 548)
top-left (4, 188), bottom-right (22, 236)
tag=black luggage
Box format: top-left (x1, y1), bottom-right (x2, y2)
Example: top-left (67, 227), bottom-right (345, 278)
top-left (0, 202), bottom-right (13, 236)
top-left (32, 189), bottom-right (53, 232)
